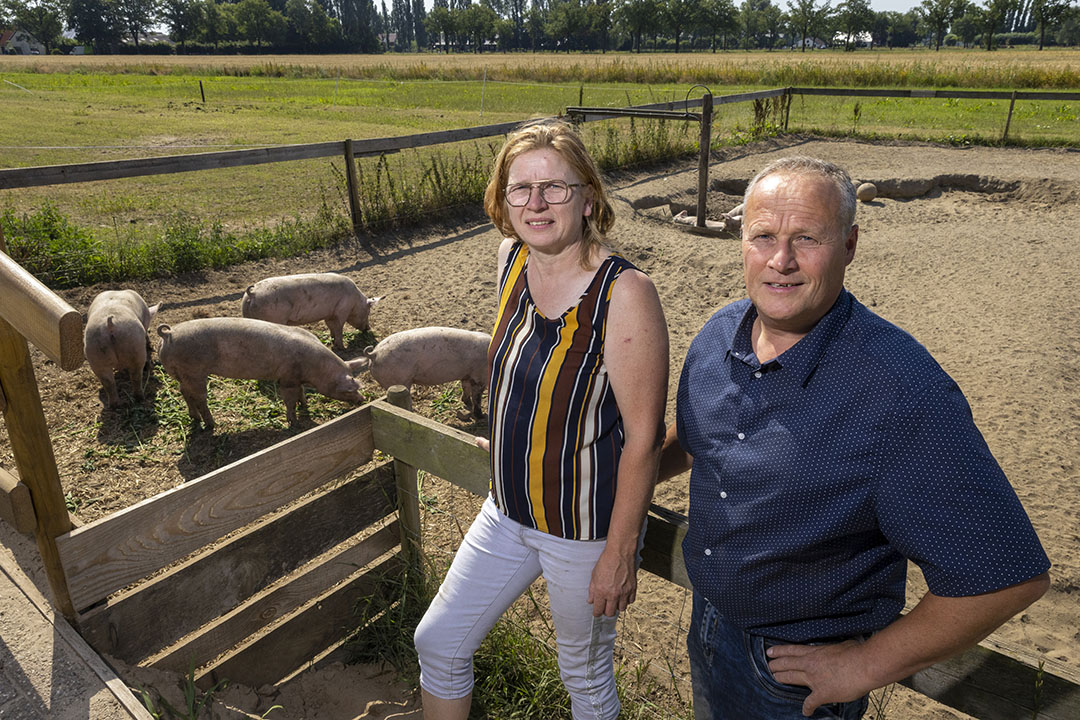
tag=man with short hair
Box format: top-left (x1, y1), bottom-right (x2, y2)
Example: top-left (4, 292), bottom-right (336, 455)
top-left (661, 156), bottom-right (1050, 719)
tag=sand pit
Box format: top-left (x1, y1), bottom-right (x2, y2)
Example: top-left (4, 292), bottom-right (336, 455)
top-left (2, 136), bottom-right (1077, 719)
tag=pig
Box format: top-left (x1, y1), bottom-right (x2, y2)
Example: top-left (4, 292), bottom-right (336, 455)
top-left (156, 317), bottom-right (368, 430)
top-left (356, 327), bottom-right (491, 420)
top-left (83, 290), bottom-right (160, 408)
top-left (240, 273), bottom-right (382, 350)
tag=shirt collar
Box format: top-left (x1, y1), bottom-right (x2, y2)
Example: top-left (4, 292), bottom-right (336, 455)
top-left (728, 290), bottom-right (854, 385)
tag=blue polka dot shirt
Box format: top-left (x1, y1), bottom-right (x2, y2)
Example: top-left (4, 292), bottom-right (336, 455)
top-left (676, 289), bottom-right (1050, 643)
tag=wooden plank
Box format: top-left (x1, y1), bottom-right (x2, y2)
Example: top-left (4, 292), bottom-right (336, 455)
top-left (0, 466), bottom-right (36, 534)
top-left (195, 553), bottom-right (406, 689)
top-left (386, 387), bottom-right (422, 568)
top-left (56, 404), bottom-right (376, 613)
top-left (791, 87), bottom-right (1080, 102)
top-left (150, 522), bottom-right (401, 675)
top-left (369, 399), bottom-right (491, 497)
top-left (0, 316), bottom-right (76, 620)
top-left (641, 504), bottom-right (690, 590)
top-left (0, 141), bottom-right (344, 190)
top-left (0, 251), bottom-right (84, 371)
top-left (78, 463), bottom-right (397, 664)
top-left (0, 120), bottom-right (525, 191)
top-left (901, 636), bottom-right (1080, 720)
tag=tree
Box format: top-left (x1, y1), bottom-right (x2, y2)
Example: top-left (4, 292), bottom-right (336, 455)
top-left (663, 0), bottom-right (696, 50)
top-left (760, 1), bottom-right (785, 46)
top-left (113, 0), bottom-right (158, 49)
top-left (412, 0), bottom-right (427, 48)
top-left (235, 0), bottom-right (287, 47)
top-left (8, 0), bottom-right (65, 53)
top-left (460, 1), bottom-right (497, 49)
top-left (586, 0), bottom-right (612, 51)
top-left (67, 0), bottom-right (123, 52)
top-left (424, 5), bottom-right (454, 48)
top-left (978, 0), bottom-right (1014, 48)
top-left (787, 0), bottom-right (830, 49)
top-left (738, 0), bottom-right (760, 47)
top-left (545, 0), bottom-right (587, 50)
top-left (614, 0), bottom-right (658, 51)
top-left (919, 0), bottom-right (963, 49)
top-left (161, 0), bottom-right (203, 51)
top-left (835, 0), bottom-right (871, 47)
top-left (698, 0), bottom-right (738, 49)
top-left (1030, 0), bottom-right (1070, 47)
top-left (951, 6), bottom-right (979, 43)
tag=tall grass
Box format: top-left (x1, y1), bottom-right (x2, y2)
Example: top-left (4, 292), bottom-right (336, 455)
top-left (7, 50), bottom-right (1080, 89)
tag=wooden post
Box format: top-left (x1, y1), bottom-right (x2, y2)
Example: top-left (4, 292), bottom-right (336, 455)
top-left (696, 93), bottom-right (713, 228)
top-left (784, 87), bottom-right (792, 131)
top-left (1002, 90), bottom-right (1017, 143)
top-left (387, 386), bottom-right (422, 570)
top-left (343, 140), bottom-right (362, 237)
top-left (0, 317), bottom-right (76, 621)
top-left (199, 80), bottom-right (205, 104)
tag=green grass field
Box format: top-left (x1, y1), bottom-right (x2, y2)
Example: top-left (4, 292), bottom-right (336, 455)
top-left (2, 50), bottom-right (1078, 285)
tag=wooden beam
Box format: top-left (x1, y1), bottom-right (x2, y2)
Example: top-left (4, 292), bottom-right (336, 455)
top-left (791, 87), bottom-right (1080, 102)
top-left (78, 463), bottom-right (397, 664)
top-left (195, 553), bottom-right (406, 689)
top-left (0, 466), bottom-right (36, 535)
top-left (386, 387), bottom-right (422, 569)
top-left (0, 316), bottom-right (76, 620)
top-left (902, 636), bottom-right (1080, 720)
top-left (641, 504), bottom-right (690, 590)
top-left (151, 522), bottom-right (400, 676)
top-left (56, 404), bottom-right (376, 612)
top-left (369, 399), bottom-right (491, 497)
top-left (0, 251), bottom-right (84, 371)
top-left (0, 120), bottom-right (526, 191)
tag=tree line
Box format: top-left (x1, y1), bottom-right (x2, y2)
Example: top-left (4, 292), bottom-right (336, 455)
top-left (1, 0), bottom-right (1076, 56)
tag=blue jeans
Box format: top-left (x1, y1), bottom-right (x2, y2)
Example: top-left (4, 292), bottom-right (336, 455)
top-left (687, 592), bottom-right (869, 720)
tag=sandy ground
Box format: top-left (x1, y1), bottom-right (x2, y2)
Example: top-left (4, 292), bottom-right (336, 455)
top-left (1, 136), bottom-right (1078, 719)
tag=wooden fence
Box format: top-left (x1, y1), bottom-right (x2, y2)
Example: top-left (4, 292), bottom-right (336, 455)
top-left (2, 88), bottom-right (1080, 716)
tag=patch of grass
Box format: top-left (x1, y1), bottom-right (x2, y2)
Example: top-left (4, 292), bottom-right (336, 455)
top-left (344, 554), bottom-right (690, 719)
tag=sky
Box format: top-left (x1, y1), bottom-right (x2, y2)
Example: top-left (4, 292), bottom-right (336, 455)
top-left (418, 0), bottom-right (921, 16)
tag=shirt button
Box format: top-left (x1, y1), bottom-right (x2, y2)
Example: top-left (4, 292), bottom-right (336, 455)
top-left (704, 548), bottom-right (712, 556)
top-left (737, 432), bottom-right (745, 440)
top-left (720, 491), bottom-right (728, 499)
top-left (754, 371), bottom-right (762, 378)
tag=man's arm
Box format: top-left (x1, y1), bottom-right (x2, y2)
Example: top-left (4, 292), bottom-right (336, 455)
top-left (767, 572), bottom-right (1050, 717)
top-left (658, 421), bottom-right (693, 481)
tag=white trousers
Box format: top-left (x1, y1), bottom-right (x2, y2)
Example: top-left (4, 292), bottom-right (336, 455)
top-left (415, 496), bottom-right (622, 720)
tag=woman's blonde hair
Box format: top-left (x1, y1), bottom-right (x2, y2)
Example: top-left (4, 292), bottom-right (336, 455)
top-left (483, 119), bottom-right (615, 268)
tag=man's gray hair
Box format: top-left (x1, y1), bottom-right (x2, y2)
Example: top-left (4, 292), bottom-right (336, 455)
top-left (743, 156), bottom-right (857, 235)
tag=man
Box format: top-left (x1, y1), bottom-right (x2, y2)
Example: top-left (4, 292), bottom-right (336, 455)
top-left (660, 156), bottom-right (1050, 719)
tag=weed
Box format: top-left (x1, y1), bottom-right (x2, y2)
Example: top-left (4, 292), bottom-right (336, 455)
top-left (868, 682), bottom-right (894, 719)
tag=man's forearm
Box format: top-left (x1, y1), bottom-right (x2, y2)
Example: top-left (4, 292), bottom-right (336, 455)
top-left (850, 573), bottom-right (1051, 690)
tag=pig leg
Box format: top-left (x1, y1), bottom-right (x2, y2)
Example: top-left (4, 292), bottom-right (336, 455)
top-left (461, 379), bottom-right (485, 420)
top-left (124, 349), bottom-right (148, 402)
top-left (325, 318), bottom-right (346, 350)
top-left (278, 384), bottom-right (304, 426)
top-left (95, 370), bottom-right (122, 408)
top-left (177, 376), bottom-right (214, 429)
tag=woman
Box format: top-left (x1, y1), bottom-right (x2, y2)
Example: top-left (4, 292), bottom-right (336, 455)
top-left (413, 119), bottom-right (669, 720)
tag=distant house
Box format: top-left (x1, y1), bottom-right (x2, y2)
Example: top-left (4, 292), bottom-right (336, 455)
top-left (0, 27), bottom-right (46, 55)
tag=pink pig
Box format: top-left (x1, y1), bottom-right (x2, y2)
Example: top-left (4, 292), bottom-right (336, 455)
top-left (357, 327), bottom-right (491, 420)
top-left (157, 318), bottom-right (367, 430)
top-left (83, 289), bottom-right (160, 407)
top-left (241, 273), bottom-right (382, 350)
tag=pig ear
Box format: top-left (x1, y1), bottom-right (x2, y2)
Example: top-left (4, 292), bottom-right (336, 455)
top-left (147, 303), bottom-right (161, 320)
top-left (347, 357), bottom-right (370, 374)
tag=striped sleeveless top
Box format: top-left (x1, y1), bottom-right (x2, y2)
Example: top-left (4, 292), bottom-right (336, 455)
top-left (487, 241), bottom-right (637, 540)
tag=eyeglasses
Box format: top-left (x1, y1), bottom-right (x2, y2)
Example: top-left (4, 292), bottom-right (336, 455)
top-left (504, 180), bottom-right (587, 207)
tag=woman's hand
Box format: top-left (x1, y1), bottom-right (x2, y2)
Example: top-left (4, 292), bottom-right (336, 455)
top-left (588, 546), bottom-right (638, 617)
top-left (475, 436), bottom-right (490, 452)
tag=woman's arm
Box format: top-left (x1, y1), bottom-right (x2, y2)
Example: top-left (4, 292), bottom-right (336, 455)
top-left (588, 268), bottom-right (669, 617)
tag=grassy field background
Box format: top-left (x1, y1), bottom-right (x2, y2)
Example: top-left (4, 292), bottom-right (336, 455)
top-left (1, 50), bottom-right (1078, 284)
